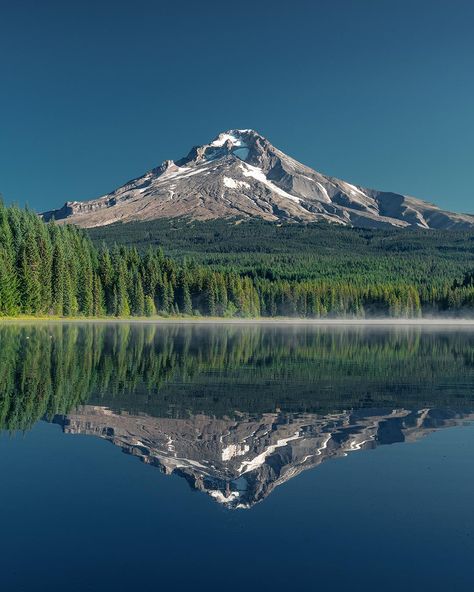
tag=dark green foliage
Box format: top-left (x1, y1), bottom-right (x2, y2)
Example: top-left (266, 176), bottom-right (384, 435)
top-left (0, 204), bottom-right (264, 318)
top-left (19, 240), bottom-right (42, 313)
top-left (88, 217), bottom-right (474, 318)
top-left (51, 242), bottom-right (65, 314)
top-left (88, 217), bottom-right (474, 286)
top-left (1, 203), bottom-right (474, 318)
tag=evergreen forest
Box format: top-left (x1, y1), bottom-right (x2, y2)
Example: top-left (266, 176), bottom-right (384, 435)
top-left (1, 202), bottom-right (474, 318)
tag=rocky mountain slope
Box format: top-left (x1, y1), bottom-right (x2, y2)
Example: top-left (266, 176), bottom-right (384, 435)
top-left (54, 406), bottom-right (474, 508)
top-left (43, 129), bottom-right (474, 230)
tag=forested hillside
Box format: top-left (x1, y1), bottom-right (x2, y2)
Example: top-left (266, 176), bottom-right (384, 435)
top-left (89, 217), bottom-right (474, 285)
top-left (1, 202), bottom-right (474, 318)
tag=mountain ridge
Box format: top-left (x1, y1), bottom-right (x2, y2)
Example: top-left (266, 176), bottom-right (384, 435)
top-left (42, 129), bottom-right (474, 230)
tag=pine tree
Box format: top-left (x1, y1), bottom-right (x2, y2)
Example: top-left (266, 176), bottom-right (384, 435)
top-left (132, 275), bottom-right (145, 316)
top-left (63, 270), bottom-right (78, 316)
top-left (18, 241), bottom-right (42, 314)
top-left (51, 243), bottom-right (65, 315)
top-left (92, 272), bottom-right (105, 316)
top-left (177, 270), bottom-right (193, 314)
top-left (98, 246), bottom-right (114, 314)
top-left (114, 260), bottom-right (131, 317)
top-left (78, 249), bottom-right (94, 315)
top-left (0, 250), bottom-right (17, 315)
top-left (144, 295), bottom-right (156, 317)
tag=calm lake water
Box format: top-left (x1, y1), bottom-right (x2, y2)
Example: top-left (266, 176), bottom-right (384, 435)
top-left (1, 322), bottom-right (474, 591)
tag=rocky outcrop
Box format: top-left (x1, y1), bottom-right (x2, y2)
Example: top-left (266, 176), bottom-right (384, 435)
top-left (54, 405), bottom-right (474, 508)
top-left (42, 129), bottom-right (474, 229)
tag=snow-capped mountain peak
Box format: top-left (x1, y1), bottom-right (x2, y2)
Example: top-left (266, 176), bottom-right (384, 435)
top-left (42, 129), bottom-right (474, 229)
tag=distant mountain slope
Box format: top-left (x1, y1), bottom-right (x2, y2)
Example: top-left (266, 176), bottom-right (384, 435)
top-left (42, 129), bottom-right (474, 229)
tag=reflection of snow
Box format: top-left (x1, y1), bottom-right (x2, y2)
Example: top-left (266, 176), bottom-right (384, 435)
top-left (166, 436), bottom-right (175, 453)
top-left (222, 443), bottom-right (250, 461)
top-left (208, 490), bottom-right (241, 504)
top-left (238, 431), bottom-right (301, 474)
top-left (347, 434), bottom-right (375, 451)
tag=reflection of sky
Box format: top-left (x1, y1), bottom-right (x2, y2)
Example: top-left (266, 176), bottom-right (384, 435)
top-left (1, 418), bottom-right (473, 591)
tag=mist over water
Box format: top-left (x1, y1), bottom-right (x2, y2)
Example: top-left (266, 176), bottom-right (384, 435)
top-left (1, 322), bottom-right (473, 590)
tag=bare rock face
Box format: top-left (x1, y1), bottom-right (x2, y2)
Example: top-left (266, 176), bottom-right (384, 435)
top-left (42, 129), bottom-right (474, 230)
top-left (54, 406), bottom-right (474, 508)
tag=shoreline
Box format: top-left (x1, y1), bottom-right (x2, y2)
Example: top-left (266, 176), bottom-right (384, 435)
top-left (1, 316), bottom-right (474, 326)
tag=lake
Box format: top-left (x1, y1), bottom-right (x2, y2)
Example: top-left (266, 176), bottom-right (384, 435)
top-left (1, 322), bottom-right (473, 591)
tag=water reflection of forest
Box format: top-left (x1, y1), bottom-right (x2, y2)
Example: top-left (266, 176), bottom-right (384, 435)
top-left (1, 322), bottom-right (474, 431)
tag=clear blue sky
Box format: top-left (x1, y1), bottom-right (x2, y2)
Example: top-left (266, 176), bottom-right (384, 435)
top-left (1, 0), bottom-right (473, 213)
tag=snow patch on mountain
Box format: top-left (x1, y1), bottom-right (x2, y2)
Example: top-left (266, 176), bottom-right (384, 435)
top-left (211, 132), bottom-right (246, 148)
top-left (159, 165), bottom-right (191, 180)
top-left (240, 163), bottom-right (302, 204)
top-left (223, 177), bottom-right (250, 190)
top-left (315, 181), bottom-right (331, 202)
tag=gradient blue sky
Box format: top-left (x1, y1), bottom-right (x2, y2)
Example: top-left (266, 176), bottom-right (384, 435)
top-left (1, 0), bottom-right (473, 213)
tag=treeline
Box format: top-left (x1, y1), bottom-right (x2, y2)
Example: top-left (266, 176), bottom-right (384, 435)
top-left (1, 202), bottom-right (474, 318)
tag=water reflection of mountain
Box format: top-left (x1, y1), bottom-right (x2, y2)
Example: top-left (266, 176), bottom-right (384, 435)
top-left (54, 406), bottom-right (474, 508)
top-left (1, 322), bottom-right (474, 507)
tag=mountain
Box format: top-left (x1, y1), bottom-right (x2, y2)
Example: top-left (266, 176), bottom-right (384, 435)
top-left (42, 129), bottom-right (474, 230)
top-left (54, 405), bottom-right (474, 509)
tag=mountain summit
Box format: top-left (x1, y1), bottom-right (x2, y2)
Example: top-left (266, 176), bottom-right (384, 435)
top-left (43, 129), bottom-right (474, 229)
